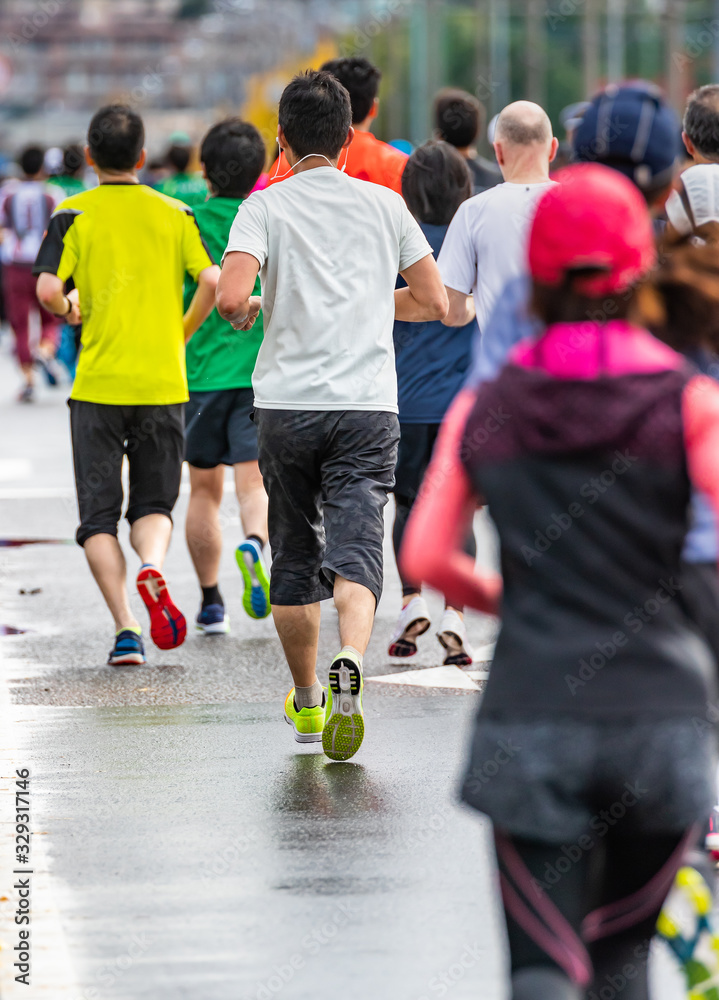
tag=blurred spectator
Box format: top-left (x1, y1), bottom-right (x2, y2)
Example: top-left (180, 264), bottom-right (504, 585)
top-left (1, 145), bottom-right (62, 402)
top-left (268, 56), bottom-right (408, 193)
top-left (154, 142), bottom-right (208, 207)
top-left (434, 88), bottom-right (502, 195)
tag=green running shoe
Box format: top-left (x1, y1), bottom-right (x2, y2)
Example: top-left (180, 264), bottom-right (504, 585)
top-left (284, 688), bottom-right (325, 743)
top-left (657, 863), bottom-right (719, 999)
top-left (323, 651), bottom-right (364, 761)
top-left (236, 539), bottom-right (271, 619)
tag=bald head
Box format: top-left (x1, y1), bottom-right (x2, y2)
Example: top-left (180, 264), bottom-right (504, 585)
top-left (495, 101), bottom-right (552, 147)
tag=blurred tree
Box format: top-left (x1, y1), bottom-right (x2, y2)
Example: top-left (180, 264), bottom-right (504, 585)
top-left (178, 0), bottom-right (211, 18)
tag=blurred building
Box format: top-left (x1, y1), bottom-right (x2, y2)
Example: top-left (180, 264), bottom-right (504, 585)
top-left (0, 0), bottom-right (344, 149)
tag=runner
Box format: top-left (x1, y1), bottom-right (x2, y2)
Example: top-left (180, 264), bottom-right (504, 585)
top-left (34, 104), bottom-right (220, 666)
top-left (682, 84), bottom-right (719, 165)
top-left (48, 144), bottom-right (87, 199)
top-left (433, 88), bottom-right (502, 194)
top-left (184, 117), bottom-right (271, 635)
top-left (0, 145), bottom-right (62, 402)
top-left (155, 140), bottom-right (208, 208)
top-left (402, 163), bottom-right (719, 1000)
top-left (217, 70), bottom-right (445, 760)
top-left (438, 101), bottom-right (557, 339)
top-left (389, 140), bottom-right (478, 665)
top-left (267, 57), bottom-right (408, 193)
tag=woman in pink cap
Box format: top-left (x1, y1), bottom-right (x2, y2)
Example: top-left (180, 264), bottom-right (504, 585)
top-left (402, 163), bottom-right (719, 999)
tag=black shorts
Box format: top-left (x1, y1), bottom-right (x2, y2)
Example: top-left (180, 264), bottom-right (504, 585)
top-left (394, 422), bottom-right (440, 500)
top-left (255, 408), bottom-right (399, 606)
top-left (69, 399), bottom-right (184, 547)
top-left (461, 716), bottom-right (717, 843)
top-left (184, 388), bottom-right (258, 468)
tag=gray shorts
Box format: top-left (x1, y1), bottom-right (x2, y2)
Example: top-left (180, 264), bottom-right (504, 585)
top-left (254, 408), bottom-right (399, 606)
top-left (461, 716), bottom-right (717, 843)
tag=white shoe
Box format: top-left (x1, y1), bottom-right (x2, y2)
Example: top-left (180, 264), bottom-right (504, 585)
top-left (437, 609), bottom-right (473, 666)
top-left (388, 596), bottom-right (431, 657)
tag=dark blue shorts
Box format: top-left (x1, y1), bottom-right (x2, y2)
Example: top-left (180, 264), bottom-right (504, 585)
top-left (184, 388), bottom-right (258, 468)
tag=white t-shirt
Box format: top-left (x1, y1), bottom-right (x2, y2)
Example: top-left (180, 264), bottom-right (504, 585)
top-left (223, 167), bottom-right (432, 411)
top-left (437, 180), bottom-right (554, 335)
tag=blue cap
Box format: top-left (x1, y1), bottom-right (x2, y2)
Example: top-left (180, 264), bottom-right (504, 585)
top-left (572, 81), bottom-right (680, 192)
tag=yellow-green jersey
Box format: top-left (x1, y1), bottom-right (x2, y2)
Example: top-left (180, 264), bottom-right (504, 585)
top-left (33, 183), bottom-right (214, 405)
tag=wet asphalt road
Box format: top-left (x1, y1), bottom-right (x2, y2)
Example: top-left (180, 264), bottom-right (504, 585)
top-left (0, 339), bottom-right (684, 998)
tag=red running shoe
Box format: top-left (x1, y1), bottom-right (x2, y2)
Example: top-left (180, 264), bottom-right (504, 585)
top-left (136, 564), bottom-right (186, 650)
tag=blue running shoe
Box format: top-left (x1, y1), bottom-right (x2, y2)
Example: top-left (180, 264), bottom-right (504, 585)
top-left (236, 540), bottom-right (271, 619)
top-left (195, 603), bottom-right (230, 635)
top-left (108, 629), bottom-right (145, 666)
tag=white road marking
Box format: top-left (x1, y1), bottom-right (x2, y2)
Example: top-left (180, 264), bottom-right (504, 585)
top-left (465, 670), bottom-right (490, 682)
top-left (0, 669), bottom-right (80, 996)
top-left (369, 665), bottom-right (480, 690)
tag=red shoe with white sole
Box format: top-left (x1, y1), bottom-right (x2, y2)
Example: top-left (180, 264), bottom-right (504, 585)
top-left (136, 564), bottom-right (186, 650)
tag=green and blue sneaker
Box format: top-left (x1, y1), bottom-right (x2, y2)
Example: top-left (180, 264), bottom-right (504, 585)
top-left (284, 689), bottom-right (325, 744)
top-left (236, 539), bottom-right (271, 619)
top-left (657, 863), bottom-right (719, 999)
top-left (322, 650), bottom-right (364, 761)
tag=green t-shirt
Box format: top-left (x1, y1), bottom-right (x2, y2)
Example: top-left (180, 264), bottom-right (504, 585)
top-left (48, 175), bottom-right (86, 198)
top-left (184, 196), bottom-right (263, 392)
top-left (155, 172), bottom-right (208, 208)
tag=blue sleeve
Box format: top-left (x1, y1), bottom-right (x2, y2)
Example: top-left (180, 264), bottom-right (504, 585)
top-left (465, 274), bottom-right (539, 388)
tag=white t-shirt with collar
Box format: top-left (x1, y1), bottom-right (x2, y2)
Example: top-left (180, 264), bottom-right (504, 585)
top-left (223, 167), bottom-right (432, 412)
top-left (437, 180), bottom-right (555, 336)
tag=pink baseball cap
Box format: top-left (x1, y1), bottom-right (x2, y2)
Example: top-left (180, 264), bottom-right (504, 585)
top-left (529, 163), bottom-right (656, 297)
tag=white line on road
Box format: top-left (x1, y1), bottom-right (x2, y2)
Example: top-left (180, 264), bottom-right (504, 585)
top-left (0, 666), bottom-right (80, 998)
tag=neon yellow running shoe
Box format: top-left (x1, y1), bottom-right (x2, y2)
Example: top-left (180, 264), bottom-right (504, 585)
top-left (322, 651), bottom-right (364, 761)
top-left (236, 539), bottom-right (271, 619)
top-left (284, 689), bottom-right (325, 744)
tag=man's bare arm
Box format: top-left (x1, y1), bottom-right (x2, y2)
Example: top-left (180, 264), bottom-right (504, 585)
top-left (36, 272), bottom-right (81, 325)
top-left (184, 264), bottom-right (221, 343)
top-left (216, 251), bottom-right (261, 330)
top-left (442, 286), bottom-right (476, 327)
top-left (394, 255), bottom-right (449, 323)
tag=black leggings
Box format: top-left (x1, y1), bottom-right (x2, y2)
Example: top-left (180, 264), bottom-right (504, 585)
top-left (393, 492), bottom-right (477, 598)
top-left (494, 826), bottom-right (694, 1000)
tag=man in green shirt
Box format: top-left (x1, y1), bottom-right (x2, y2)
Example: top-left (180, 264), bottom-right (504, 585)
top-left (184, 118), bottom-right (270, 634)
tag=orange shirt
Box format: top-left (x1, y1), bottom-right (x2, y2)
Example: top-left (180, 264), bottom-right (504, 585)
top-left (267, 129), bottom-right (408, 194)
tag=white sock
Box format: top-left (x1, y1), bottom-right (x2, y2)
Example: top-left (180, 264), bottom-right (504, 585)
top-left (294, 680), bottom-right (323, 710)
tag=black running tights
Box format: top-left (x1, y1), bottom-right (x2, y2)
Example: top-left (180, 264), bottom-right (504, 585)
top-left (494, 826), bottom-right (694, 1000)
top-left (393, 492), bottom-right (477, 598)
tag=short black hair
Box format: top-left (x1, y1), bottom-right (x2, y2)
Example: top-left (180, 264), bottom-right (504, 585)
top-left (166, 144), bottom-right (191, 173)
top-left (684, 85), bottom-right (719, 160)
top-left (434, 89), bottom-right (484, 149)
top-left (19, 145), bottom-right (44, 177)
top-left (63, 143), bottom-right (84, 176)
top-left (200, 118), bottom-right (265, 198)
top-left (278, 70), bottom-right (352, 161)
top-left (87, 105), bottom-right (144, 171)
top-left (320, 57), bottom-right (380, 124)
top-left (402, 141), bottom-right (472, 226)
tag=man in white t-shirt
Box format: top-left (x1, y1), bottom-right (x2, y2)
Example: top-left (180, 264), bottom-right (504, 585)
top-left (217, 70), bottom-right (447, 761)
top-left (438, 101), bottom-right (557, 335)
